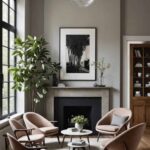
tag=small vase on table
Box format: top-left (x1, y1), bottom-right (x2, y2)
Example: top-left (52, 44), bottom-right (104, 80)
top-left (75, 123), bottom-right (83, 132)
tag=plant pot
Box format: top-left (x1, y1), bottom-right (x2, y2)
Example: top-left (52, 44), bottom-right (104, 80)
top-left (75, 123), bottom-right (83, 132)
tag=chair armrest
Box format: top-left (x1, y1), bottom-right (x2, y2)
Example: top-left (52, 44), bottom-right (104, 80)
top-left (15, 128), bottom-right (34, 132)
top-left (14, 128), bottom-right (34, 134)
top-left (50, 120), bottom-right (58, 125)
top-left (116, 119), bottom-right (130, 135)
top-left (14, 129), bottom-right (31, 141)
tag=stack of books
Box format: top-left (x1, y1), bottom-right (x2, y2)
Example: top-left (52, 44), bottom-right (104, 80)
top-left (72, 140), bottom-right (86, 146)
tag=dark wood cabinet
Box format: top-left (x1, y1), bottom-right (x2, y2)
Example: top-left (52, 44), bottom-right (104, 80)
top-left (145, 101), bottom-right (150, 126)
top-left (130, 44), bottom-right (150, 127)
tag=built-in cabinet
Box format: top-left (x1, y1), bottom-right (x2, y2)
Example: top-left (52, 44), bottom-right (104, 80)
top-left (130, 44), bottom-right (150, 126)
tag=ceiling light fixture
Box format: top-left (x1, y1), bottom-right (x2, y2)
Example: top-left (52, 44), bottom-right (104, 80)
top-left (72, 0), bottom-right (94, 7)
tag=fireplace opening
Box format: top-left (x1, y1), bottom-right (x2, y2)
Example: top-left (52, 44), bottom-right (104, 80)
top-left (64, 106), bottom-right (92, 129)
top-left (54, 97), bottom-right (101, 134)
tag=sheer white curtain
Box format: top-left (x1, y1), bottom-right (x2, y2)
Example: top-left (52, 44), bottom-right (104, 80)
top-left (72, 0), bottom-right (94, 7)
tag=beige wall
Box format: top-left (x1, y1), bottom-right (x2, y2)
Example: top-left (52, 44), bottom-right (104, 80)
top-left (24, 0), bottom-right (45, 114)
top-left (29, 0), bottom-right (44, 36)
top-left (122, 0), bottom-right (150, 35)
top-left (18, 0), bottom-right (150, 112)
top-left (44, 0), bottom-right (121, 108)
top-left (14, 0), bottom-right (150, 112)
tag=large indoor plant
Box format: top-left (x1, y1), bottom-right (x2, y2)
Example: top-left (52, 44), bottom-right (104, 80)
top-left (9, 35), bottom-right (60, 112)
top-left (71, 115), bottom-right (88, 131)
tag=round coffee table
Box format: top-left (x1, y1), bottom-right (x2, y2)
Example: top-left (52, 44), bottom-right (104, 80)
top-left (61, 129), bottom-right (92, 148)
top-left (68, 141), bottom-right (89, 150)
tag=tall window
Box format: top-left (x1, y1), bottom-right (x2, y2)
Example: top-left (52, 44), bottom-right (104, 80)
top-left (0, 0), bottom-right (16, 119)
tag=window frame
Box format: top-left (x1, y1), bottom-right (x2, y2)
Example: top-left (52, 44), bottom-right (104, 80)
top-left (0, 0), bottom-right (17, 119)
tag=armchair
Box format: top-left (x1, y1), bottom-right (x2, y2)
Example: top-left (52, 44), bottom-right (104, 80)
top-left (103, 123), bottom-right (146, 150)
top-left (23, 112), bottom-right (60, 144)
top-left (96, 108), bottom-right (132, 141)
top-left (9, 119), bottom-right (44, 146)
top-left (7, 133), bottom-right (47, 150)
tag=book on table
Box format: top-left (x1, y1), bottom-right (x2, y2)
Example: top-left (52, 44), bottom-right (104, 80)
top-left (72, 140), bottom-right (86, 145)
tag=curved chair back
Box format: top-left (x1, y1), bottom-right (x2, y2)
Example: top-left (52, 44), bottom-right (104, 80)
top-left (113, 108), bottom-right (132, 133)
top-left (7, 133), bottom-right (27, 150)
top-left (104, 123), bottom-right (146, 150)
top-left (23, 112), bottom-right (53, 129)
top-left (113, 108), bottom-right (132, 121)
top-left (9, 119), bottom-right (26, 139)
top-left (97, 108), bottom-right (132, 125)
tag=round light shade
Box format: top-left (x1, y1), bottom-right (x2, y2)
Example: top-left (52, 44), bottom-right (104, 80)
top-left (72, 0), bottom-right (94, 7)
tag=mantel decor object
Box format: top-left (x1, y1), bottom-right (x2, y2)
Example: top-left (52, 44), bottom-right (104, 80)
top-left (92, 57), bottom-right (110, 87)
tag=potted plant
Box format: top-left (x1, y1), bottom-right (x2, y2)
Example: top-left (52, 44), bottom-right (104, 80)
top-left (71, 115), bottom-right (88, 131)
top-left (9, 35), bottom-right (61, 112)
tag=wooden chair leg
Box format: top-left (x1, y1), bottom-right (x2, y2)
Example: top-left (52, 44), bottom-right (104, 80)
top-left (56, 135), bottom-right (60, 144)
top-left (97, 133), bottom-right (100, 142)
top-left (70, 136), bottom-right (72, 142)
top-left (43, 138), bottom-right (45, 146)
top-left (3, 134), bottom-right (9, 150)
top-left (61, 135), bottom-right (66, 148)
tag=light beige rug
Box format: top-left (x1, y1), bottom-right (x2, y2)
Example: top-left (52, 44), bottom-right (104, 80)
top-left (45, 136), bottom-right (109, 150)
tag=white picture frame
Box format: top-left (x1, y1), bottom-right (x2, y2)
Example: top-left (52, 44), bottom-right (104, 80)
top-left (59, 27), bottom-right (96, 81)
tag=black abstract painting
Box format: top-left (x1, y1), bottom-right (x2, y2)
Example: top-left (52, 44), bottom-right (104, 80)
top-left (66, 35), bottom-right (90, 73)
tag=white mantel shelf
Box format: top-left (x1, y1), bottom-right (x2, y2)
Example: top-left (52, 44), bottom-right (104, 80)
top-left (46, 86), bottom-right (111, 120)
top-left (50, 86), bottom-right (111, 89)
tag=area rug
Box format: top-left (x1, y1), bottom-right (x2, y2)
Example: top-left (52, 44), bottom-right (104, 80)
top-left (45, 136), bottom-right (107, 150)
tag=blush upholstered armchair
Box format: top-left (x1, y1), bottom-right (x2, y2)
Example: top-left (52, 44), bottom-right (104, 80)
top-left (9, 119), bottom-right (45, 146)
top-left (23, 112), bottom-right (60, 144)
top-left (96, 108), bottom-right (132, 141)
top-left (7, 133), bottom-right (47, 150)
top-left (102, 123), bottom-right (146, 150)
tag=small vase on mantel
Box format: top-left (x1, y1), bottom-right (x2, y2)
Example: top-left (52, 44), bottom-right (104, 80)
top-left (75, 123), bottom-right (83, 132)
top-left (98, 72), bottom-right (105, 87)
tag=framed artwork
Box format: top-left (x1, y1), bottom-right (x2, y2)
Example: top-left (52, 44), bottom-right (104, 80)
top-left (59, 27), bottom-right (96, 81)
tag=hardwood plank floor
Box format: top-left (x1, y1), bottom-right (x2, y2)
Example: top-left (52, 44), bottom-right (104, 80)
top-left (138, 128), bottom-right (150, 150)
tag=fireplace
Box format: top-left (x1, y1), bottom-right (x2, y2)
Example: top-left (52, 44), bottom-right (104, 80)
top-left (54, 97), bottom-right (101, 133)
top-left (64, 106), bottom-right (92, 129)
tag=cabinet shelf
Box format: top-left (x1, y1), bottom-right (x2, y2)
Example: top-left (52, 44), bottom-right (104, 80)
top-left (134, 87), bottom-right (142, 89)
top-left (133, 57), bottom-right (143, 60)
top-left (133, 77), bottom-right (142, 79)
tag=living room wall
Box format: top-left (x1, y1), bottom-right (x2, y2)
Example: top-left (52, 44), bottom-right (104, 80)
top-left (25, 0), bottom-right (150, 112)
top-left (44, 0), bottom-right (121, 108)
top-left (122, 0), bottom-right (150, 35)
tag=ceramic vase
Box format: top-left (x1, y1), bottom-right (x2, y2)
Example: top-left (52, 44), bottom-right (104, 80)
top-left (75, 123), bottom-right (83, 132)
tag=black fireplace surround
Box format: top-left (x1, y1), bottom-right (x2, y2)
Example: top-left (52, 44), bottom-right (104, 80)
top-left (54, 97), bottom-right (101, 134)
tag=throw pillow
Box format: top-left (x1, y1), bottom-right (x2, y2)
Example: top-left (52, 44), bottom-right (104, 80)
top-left (111, 114), bottom-right (128, 126)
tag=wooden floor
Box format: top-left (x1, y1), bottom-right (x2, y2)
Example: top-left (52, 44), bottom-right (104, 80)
top-left (138, 128), bottom-right (150, 150)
